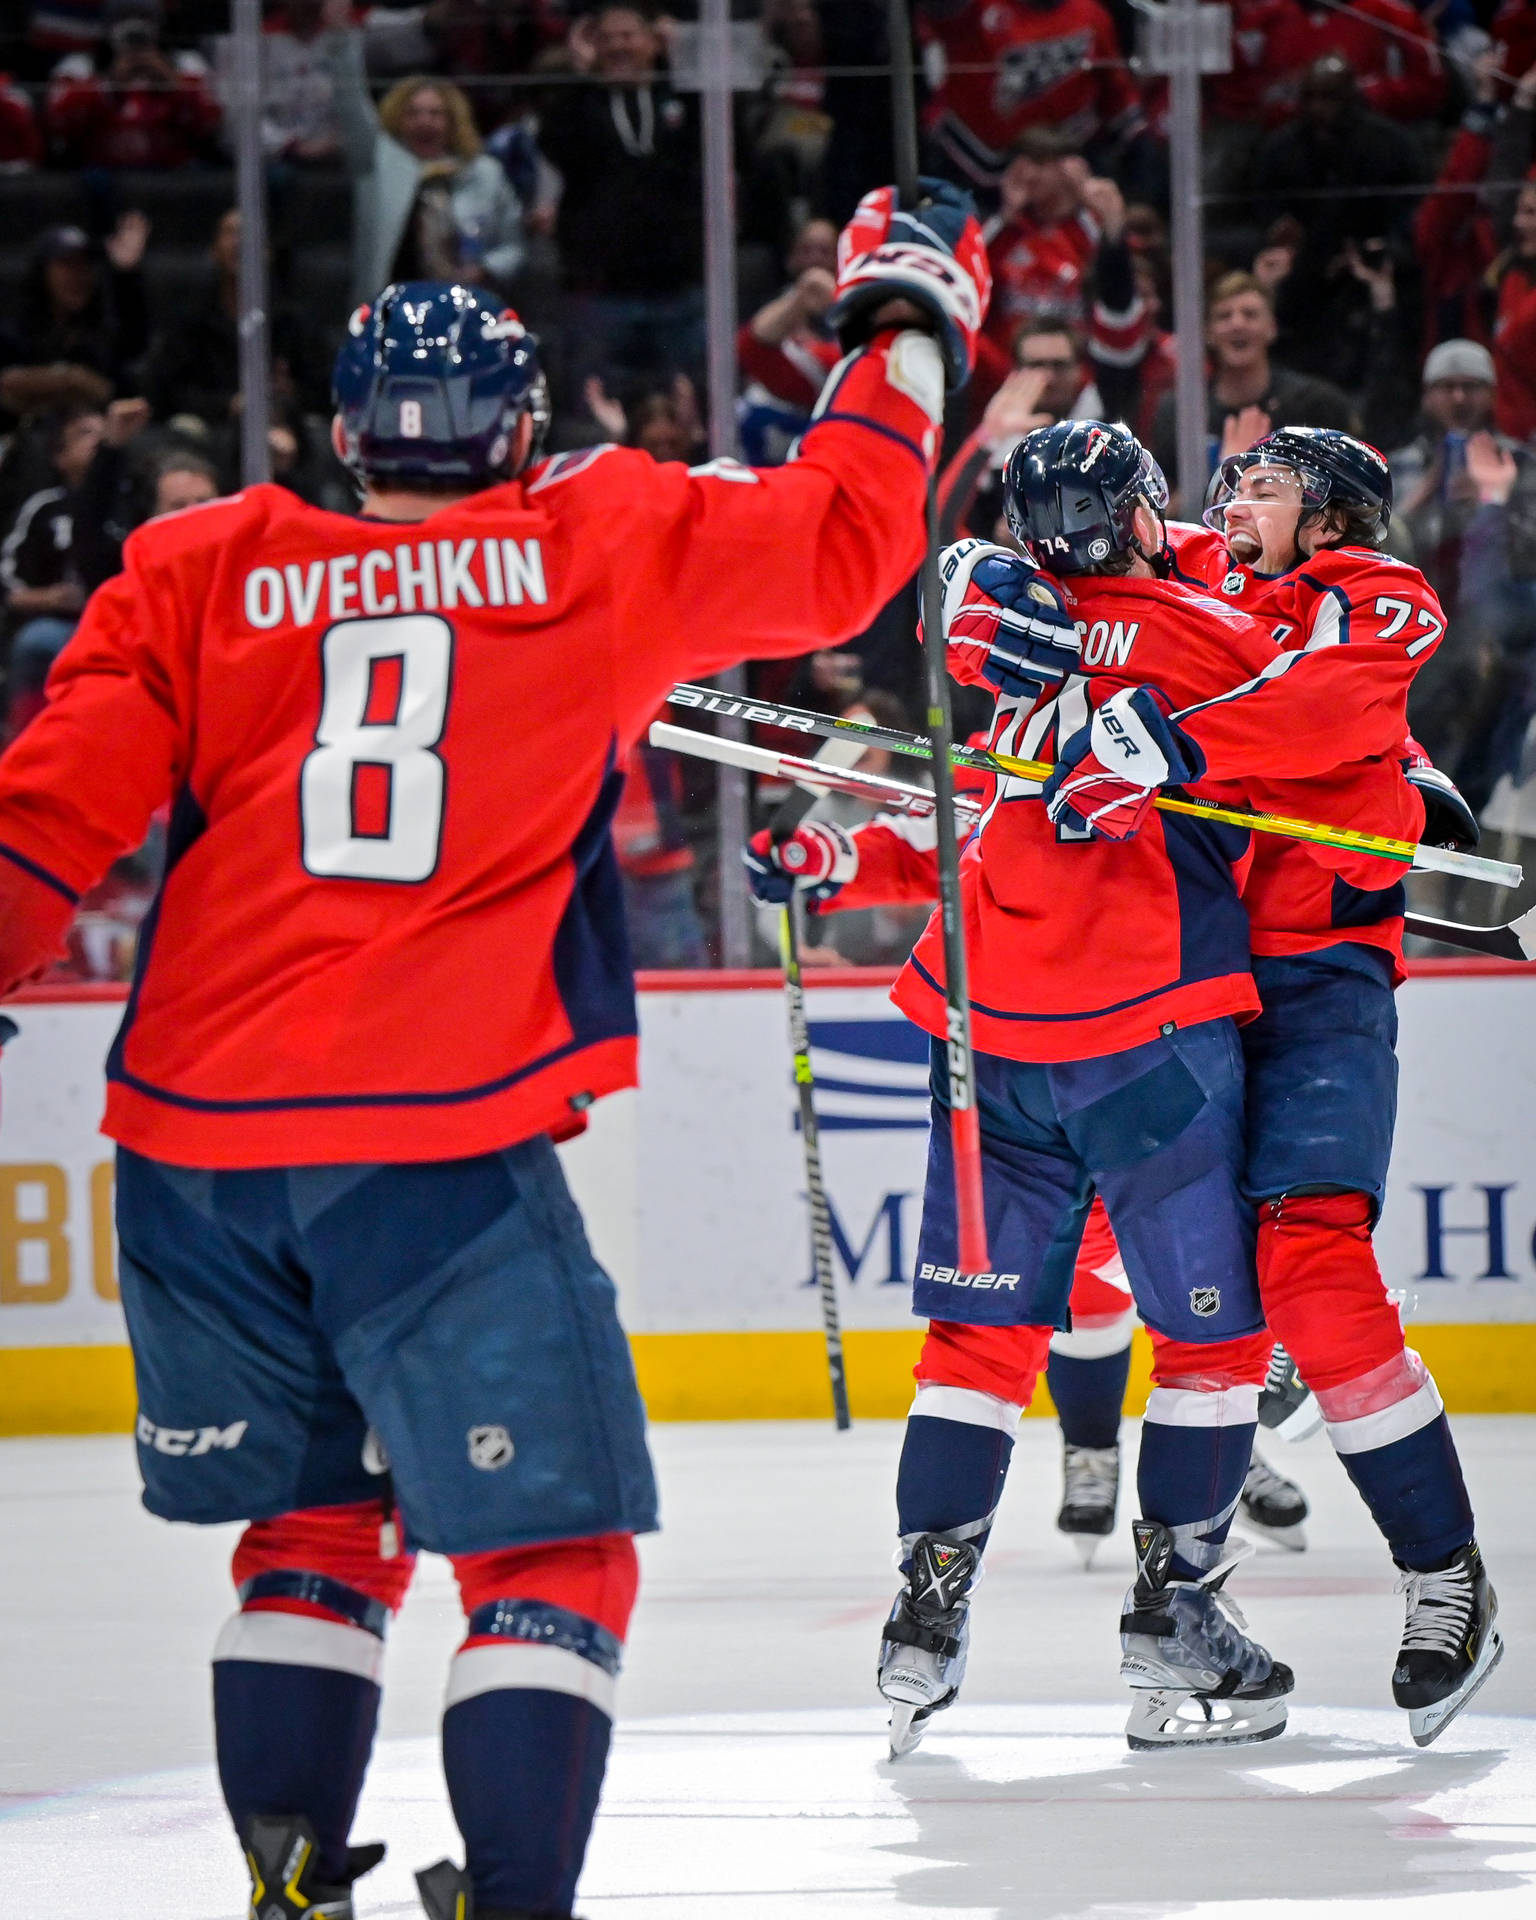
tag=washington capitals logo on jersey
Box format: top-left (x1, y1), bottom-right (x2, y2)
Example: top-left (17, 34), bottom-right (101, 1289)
top-left (996, 28), bottom-right (1094, 109)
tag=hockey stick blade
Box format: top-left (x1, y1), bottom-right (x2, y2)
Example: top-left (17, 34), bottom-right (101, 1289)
top-left (670, 683), bottom-right (1524, 889)
top-left (1405, 903), bottom-right (1536, 963)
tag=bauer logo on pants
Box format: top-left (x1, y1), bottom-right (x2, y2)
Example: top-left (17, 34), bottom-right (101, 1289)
top-left (468, 1424), bottom-right (515, 1470)
top-left (1189, 1287), bottom-right (1221, 1317)
top-left (919, 1263), bottom-right (1020, 1290)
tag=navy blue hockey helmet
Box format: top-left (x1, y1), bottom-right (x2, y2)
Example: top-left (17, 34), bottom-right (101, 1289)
top-left (1003, 419), bottom-right (1169, 574)
top-left (332, 281), bottom-right (545, 488)
top-left (1206, 425), bottom-right (1392, 546)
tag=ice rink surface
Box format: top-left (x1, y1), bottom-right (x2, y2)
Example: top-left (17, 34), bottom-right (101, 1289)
top-left (4, 1416), bottom-right (1534, 1920)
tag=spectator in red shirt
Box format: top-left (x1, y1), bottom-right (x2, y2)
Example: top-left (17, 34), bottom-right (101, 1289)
top-left (976, 144), bottom-right (1152, 408)
top-left (0, 74), bottom-right (41, 166)
top-left (1493, 181), bottom-right (1536, 440)
top-left (917, 0), bottom-right (1143, 197)
top-left (983, 133), bottom-right (1102, 352)
top-left (47, 4), bottom-right (222, 170)
top-left (736, 216), bottom-right (842, 465)
top-left (1229, 0), bottom-right (1443, 126)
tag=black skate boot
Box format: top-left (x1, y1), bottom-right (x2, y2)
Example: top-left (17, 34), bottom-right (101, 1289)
top-left (243, 1816), bottom-right (385, 1920)
top-left (417, 1857), bottom-right (581, 1919)
top-left (1392, 1540), bottom-right (1504, 1746)
top-left (1239, 1449), bottom-right (1309, 1552)
top-left (1119, 1521), bottom-right (1294, 1750)
top-left (878, 1532), bottom-right (980, 1759)
top-left (1257, 1342), bottom-right (1322, 1442)
top-left (1057, 1441), bottom-right (1120, 1568)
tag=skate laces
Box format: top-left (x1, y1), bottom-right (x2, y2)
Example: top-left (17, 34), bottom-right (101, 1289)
top-left (1264, 1344), bottom-right (1297, 1394)
top-left (1063, 1444), bottom-right (1119, 1506)
top-left (1397, 1561), bottom-right (1475, 1658)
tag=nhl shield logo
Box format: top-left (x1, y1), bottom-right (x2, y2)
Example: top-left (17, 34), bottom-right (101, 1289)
top-left (1221, 572), bottom-right (1244, 595)
top-left (1189, 1287), bottom-right (1221, 1318)
top-left (467, 1424), bottom-right (515, 1470)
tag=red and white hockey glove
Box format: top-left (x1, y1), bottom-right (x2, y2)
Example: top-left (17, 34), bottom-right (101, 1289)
top-left (937, 538), bottom-right (1080, 700)
top-left (829, 178), bottom-right (991, 389)
top-left (1402, 736), bottom-right (1479, 850)
top-left (743, 821), bottom-right (859, 905)
top-left (1043, 686), bottom-right (1206, 842)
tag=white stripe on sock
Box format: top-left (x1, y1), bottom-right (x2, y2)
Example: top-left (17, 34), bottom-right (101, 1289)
top-left (1326, 1377), bottom-right (1444, 1456)
top-left (1143, 1384), bottom-right (1260, 1428)
top-left (446, 1642), bottom-right (617, 1717)
top-left (1049, 1307), bottom-right (1137, 1359)
top-left (909, 1383), bottom-right (1022, 1432)
top-left (212, 1609), bottom-right (383, 1684)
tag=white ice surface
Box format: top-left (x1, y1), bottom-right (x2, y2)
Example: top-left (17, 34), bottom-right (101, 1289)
top-left (3, 1417), bottom-right (1533, 1918)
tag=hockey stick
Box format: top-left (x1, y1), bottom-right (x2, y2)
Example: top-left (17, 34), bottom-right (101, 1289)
top-left (669, 683), bottom-right (1524, 890)
top-left (1403, 904), bottom-right (1536, 961)
top-left (883, 0), bottom-right (988, 1274)
top-left (650, 721), bottom-right (952, 819)
top-left (766, 736), bottom-right (864, 1433)
top-left (656, 723), bottom-right (1536, 963)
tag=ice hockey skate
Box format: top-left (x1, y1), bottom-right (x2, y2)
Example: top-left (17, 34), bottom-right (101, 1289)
top-left (1057, 1441), bottom-right (1120, 1567)
top-left (1119, 1521), bottom-right (1294, 1750)
top-left (878, 1532), bottom-right (980, 1758)
top-left (1238, 1448), bottom-right (1310, 1551)
top-left (416, 1857), bottom-right (578, 1920)
top-left (1257, 1342), bottom-right (1323, 1442)
top-left (243, 1816), bottom-right (384, 1920)
top-left (1393, 1541), bottom-right (1504, 1746)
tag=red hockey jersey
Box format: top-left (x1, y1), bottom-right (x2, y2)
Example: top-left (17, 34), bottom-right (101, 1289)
top-left (0, 335), bottom-right (941, 1168)
top-left (1169, 526), bottom-right (1438, 974)
top-left (891, 571), bottom-right (1362, 1064)
top-left (919, 0), bottom-right (1142, 189)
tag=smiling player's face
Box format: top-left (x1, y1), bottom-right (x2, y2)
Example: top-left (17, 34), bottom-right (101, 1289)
top-left (1223, 463), bottom-right (1303, 570)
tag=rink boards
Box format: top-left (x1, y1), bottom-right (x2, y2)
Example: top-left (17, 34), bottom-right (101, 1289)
top-left (1, 964), bottom-right (1533, 1432)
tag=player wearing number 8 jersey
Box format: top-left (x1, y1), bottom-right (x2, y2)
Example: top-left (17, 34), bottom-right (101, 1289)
top-left (0, 179), bottom-right (994, 1920)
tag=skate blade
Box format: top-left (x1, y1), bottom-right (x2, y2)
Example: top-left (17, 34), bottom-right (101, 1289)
top-left (1266, 1400), bottom-right (1324, 1444)
top-left (1408, 1629), bottom-right (1505, 1748)
top-left (887, 1699), bottom-right (932, 1759)
top-left (1124, 1686), bottom-right (1290, 1751)
top-left (1238, 1514), bottom-right (1308, 1554)
top-left (1069, 1533), bottom-right (1102, 1570)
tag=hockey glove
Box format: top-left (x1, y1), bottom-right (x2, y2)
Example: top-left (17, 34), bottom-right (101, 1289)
top-left (1043, 686), bottom-right (1206, 842)
top-left (744, 821), bottom-right (860, 905)
top-left (937, 538), bottom-right (1080, 700)
top-left (830, 179), bottom-right (991, 389)
top-left (1403, 756), bottom-right (1479, 851)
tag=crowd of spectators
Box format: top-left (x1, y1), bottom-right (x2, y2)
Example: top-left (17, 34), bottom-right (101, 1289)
top-left (4, 0), bottom-right (1536, 964)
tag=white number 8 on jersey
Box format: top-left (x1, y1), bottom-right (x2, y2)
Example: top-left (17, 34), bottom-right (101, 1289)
top-left (301, 614), bottom-right (453, 882)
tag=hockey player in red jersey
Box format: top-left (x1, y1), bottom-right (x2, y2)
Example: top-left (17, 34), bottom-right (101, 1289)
top-left (1142, 428), bottom-right (1502, 1744)
top-left (748, 718), bottom-right (1313, 1562)
top-left (813, 421), bottom-right (1390, 1756)
top-left (0, 179), bottom-right (993, 1919)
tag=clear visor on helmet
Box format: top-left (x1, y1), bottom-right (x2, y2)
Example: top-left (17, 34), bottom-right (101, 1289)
top-left (1203, 452), bottom-right (1323, 534)
top-left (1135, 444), bottom-right (1170, 514)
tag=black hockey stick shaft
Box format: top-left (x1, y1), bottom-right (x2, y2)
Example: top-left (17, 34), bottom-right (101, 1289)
top-left (887, 0), bottom-right (990, 1273)
top-left (770, 779), bottom-right (853, 1429)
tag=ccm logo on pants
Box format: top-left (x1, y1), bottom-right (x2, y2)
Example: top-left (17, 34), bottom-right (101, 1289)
top-left (918, 1265), bottom-right (1020, 1291)
top-left (136, 1414), bottom-right (249, 1457)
